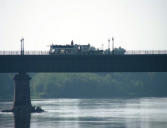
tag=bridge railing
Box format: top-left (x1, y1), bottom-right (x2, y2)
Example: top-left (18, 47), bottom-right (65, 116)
top-left (0, 51), bottom-right (49, 55)
top-left (24, 51), bottom-right (49, 55)
top-left (0, 50), bottom-right (167, 55)
top-left (0, 51), bottom-right (21, 55)
top-left (125, 50), bottom-right (167, 55)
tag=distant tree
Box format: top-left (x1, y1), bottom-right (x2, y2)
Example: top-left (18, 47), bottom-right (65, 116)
top-left (0, 73), bottom-right (13, 99)
top-left (1, 72), bottom-right (167, 99)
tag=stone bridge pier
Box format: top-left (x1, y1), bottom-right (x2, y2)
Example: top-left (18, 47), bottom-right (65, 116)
top-left (13, 73), bottom-right (32, 112)
top-left (2, 72), bottom-right (44, 113)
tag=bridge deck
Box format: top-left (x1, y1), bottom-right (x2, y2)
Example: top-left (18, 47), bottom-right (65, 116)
top-left (0, 55), bottom-right (167, 72)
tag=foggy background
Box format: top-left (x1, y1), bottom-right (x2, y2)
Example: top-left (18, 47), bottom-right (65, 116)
top-left (0, 0), bottom-right (167, 51)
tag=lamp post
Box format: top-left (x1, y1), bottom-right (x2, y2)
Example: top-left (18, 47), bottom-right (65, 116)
top-left (20, 38), bottom-right (24, 55)
top-left (112, 37), bottom-right (114, 55)
top-left (108, 38), bottom-right (110, 54)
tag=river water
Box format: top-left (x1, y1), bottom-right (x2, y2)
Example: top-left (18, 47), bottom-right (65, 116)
top-left (0, 98), bottom-right (167, 128)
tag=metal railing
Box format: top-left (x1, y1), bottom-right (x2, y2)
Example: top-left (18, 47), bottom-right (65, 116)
top-left (0, 51), bottom-right (49, 55)
top-left (0, 50), bottom-right (167, 55)
top-left (125, 50), bottom-right (167, 55)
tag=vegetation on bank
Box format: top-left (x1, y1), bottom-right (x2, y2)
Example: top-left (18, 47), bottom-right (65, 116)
top-left (0, 73), bottom-right (14, 99)
top-left (0, 73), bottom-right (167, 99)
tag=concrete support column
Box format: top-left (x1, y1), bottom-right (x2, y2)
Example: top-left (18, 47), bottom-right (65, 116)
top-left (2, 72), bottom-right (43, 113)
top-left (14, 112), bottom-right (31, 128)
top-left (13, 73), bottom-right (32, 111)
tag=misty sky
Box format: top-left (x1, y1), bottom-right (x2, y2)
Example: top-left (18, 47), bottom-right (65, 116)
top-left (0, 0), bottom-right (167, 50)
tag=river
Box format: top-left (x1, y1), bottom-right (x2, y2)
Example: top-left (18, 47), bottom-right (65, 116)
top-left (0, 98), bottom-right (167, 128)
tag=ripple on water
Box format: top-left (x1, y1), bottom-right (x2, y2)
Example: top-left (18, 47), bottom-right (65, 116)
top-left (0, 98), bottom-right (167, 128)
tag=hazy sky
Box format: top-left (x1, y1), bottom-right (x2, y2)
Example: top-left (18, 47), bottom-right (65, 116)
top-left (0, 0), bottom-right (167, 50)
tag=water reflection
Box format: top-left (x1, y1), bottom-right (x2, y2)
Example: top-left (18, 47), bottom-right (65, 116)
top-left (1, 98), bottom-right (167, 128)
top-left (14, 112), bottom-right (31, 128)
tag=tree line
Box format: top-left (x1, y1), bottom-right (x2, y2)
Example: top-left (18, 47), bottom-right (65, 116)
top-left (0, 73), bottom-right (167, 99)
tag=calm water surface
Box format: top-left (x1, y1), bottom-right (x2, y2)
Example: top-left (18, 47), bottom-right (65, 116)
top-left (0, 98), bottom-right (167, 128)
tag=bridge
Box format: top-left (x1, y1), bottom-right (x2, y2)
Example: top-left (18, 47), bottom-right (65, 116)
top-left (1, 50), bottom-right (167, 113)
top-left (1, 50), bottom-right (167, 72)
